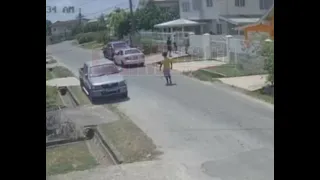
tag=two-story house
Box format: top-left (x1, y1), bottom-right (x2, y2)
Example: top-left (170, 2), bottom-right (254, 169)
top-left (179, 0), bottom-right (273, 35)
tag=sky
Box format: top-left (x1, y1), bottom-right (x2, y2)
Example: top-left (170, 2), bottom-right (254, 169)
top-left (46, 0), bottom-right (139, 22)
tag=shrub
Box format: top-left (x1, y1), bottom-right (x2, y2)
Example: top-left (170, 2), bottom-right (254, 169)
top-left (76, 31), bottom-right (110, 44)
top-left (259, 40), bottom-right (274, 85)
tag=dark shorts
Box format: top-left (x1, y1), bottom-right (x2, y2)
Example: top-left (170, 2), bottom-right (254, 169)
top-left (163, 69), bottom-right (171, 77)
top-left (167, 45), bottom-right (172, 51)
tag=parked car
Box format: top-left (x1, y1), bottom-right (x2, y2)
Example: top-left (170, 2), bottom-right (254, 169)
top-left (114, 48), bottom-right (145, 67)
top-left (79, 59), bottom-right (128, 102)
top-left (102, 41), bottom-right (130, 60)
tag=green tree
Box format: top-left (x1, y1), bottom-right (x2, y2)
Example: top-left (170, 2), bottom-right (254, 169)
top-left (46, 19), bottom-right (52, 35)
top-left (260, 40), bottom-right (274, 85)
top-left (135, 1), bottom-right (179, 30)
top-left (107, 8), bottom-right (130, 38)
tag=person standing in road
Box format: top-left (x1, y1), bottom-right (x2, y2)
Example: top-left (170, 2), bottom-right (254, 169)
top-left (167, 36), bottom-right (172, 57)
top-left (160, 51), bottom-right (173, 85)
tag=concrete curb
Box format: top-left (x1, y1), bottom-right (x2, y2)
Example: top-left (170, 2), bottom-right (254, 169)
top-left (96, 126), bottom-right (124, 164)
top-left (46, 137), bottom-right (86, 147)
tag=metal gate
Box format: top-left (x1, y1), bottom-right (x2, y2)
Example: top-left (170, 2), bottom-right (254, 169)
top-left (210, 40), bottom-right (227, 62)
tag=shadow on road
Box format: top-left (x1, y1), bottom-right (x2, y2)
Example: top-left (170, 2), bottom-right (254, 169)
top-left (165, 83), bottom-right (177, 86)
top-left (91, 96), bottom-right (130, 105)
top-left (120, 64), bottom-right (145, 69)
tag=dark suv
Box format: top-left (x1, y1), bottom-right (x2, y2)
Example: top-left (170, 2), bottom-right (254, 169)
top-left (102, 41), bottom-right (130, 60)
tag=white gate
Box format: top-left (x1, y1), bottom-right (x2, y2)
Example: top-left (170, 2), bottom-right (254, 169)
top-left (210, 40), bottom-right (227, 62)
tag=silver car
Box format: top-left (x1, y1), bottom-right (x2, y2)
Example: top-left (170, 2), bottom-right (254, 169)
top-left (114, 48), bottom-right (145, 67)
top-left (79, 59), bottom-right (128, 102)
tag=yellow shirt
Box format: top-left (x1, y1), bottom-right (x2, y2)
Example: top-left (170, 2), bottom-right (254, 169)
top-left (162, 58), bottom-right (172, 69)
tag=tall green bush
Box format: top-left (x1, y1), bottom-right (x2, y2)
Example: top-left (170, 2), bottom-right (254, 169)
top-left (260, 40), bottom-right (274, 85)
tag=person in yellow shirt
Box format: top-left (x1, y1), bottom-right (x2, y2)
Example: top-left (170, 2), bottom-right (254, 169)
top-left (159, 52), bottom-right (173, 85)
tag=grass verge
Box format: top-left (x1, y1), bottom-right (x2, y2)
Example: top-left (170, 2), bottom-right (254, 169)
top-left (80, 41), bottom-right (104, 49)
top-left (50, 66), bottom-right (91, 105)
top-left (98, 105), bottom-right (161, 163)
top-left (183, 70), bottom-right (223, 82)
top-left (52, 66), bottom-right (75, 78)
top-left (204, 64), bottom-right (266, 77)
top-left (246, 88), bottom-right (274, 104)
top-left (69, 86), bottom-right (91, 105)
top-left (46, 142), bottom-right (98, 176)
top-left (46, 69), bottom-right (64, 108)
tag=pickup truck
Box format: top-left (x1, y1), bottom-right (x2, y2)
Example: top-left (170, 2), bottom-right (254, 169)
top-left (102, 41), bottom-right (130, 60)
top-left (79, 59), bottom-right (128, 102)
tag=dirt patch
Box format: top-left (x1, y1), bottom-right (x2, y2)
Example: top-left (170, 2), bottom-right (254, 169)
top-left (98, 105), bottom-right (161, 163)
top-left (46, 142), bottom-right (98, 176)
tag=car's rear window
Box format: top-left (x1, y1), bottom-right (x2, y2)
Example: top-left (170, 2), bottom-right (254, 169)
top-left (113, 42), bottom-right (127, 49)
top-left (125, 49), bottom-right (140, 55)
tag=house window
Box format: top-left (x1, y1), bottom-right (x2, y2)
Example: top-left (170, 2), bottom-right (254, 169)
top-left (192, 0), bottom-right (200, 10)
top-left (206, 0), bottom-right (213, 7)
top-left (235, 0), bottom-right (245, 7)
top-left (216, 24), bottom-right (222, 34)
top-left (182, 2), bottom-right (190, 12)
top-left (260, 0), bottom-right (273, 10)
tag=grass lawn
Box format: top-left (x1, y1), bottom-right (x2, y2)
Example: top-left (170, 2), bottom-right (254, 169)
top-left (46, 142), bottom-right (98, 176)
top-left (80, 41), bottom-right (104, 49)
top-left (52, 66), bottom-right (75, 78)
top-left (99, 106), bottom-right (160, 163)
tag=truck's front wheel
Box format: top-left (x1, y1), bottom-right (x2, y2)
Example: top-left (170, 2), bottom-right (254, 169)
top-left (80, 79), bottom-right (84, 87)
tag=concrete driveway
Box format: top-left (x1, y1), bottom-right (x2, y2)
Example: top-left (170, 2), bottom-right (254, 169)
top-left (47, 41), bottom-right (274, 180)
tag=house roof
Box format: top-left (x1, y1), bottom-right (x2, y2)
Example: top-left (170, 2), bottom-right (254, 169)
top-left (51, 19), bottom-right (89, 27)
top-left (234, 5), bottom-right (274, 30)
top-left (154, 18), bottom-right (203, 28)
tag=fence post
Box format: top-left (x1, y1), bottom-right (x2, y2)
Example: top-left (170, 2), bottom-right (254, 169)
top-left (225, 35), bottom-right (233, 63)
top-left (203, 33), bottom-right (211, 60)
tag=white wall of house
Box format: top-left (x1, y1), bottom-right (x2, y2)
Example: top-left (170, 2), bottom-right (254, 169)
top-left (218, 0), bottom-right (272, 15)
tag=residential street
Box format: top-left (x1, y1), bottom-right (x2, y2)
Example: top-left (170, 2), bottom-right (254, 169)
top-left (47, 41), bottom-right (274, 180)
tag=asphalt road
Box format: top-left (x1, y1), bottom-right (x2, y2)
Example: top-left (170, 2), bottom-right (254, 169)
top-left (47, 41), bottom-right (274, 180)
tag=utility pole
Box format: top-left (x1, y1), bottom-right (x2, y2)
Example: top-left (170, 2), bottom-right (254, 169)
top-left (78, 8), bottom-right (82, 25)
top-left (128, 0), bottom-right (135, 47)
